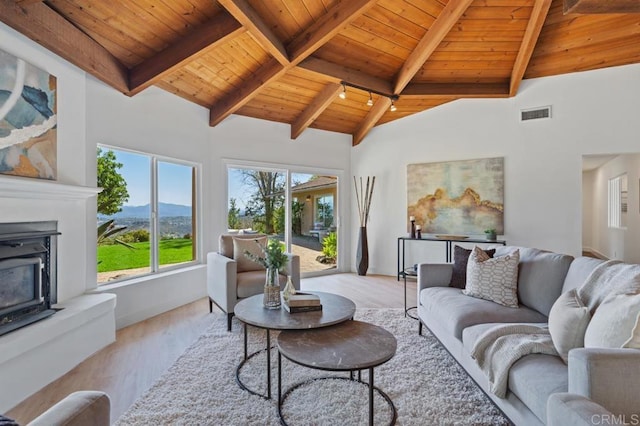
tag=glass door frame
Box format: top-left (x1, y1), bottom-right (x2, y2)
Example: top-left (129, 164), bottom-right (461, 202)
top-left (223, 159), bottom-right (345, 277)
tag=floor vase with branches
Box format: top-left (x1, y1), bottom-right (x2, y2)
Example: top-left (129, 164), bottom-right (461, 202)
top-left (354, 176), bottom-right (375, 276)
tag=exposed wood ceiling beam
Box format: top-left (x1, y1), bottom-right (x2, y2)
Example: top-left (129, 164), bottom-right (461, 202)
top-left (393, 0), bottom-right (475, 94)
top-left (351, 0), bottom-right (474, 145)
top-left (353, 97), bottom-right (391, 146)
top-left (129, 11), bottom-right (243, 96)
top-left (510, 0), bottom-right (553, 96)
top-left (403, 82), bottom-right (510, 98)
top-left (14, 0), bottom-right (42, 5)
top-left (291, 82), bottom-right (342, 140)
top-left (0, 0), bottom-right (129, 93)
top-left (209, 58), bottom-right (286, 126)
top-left (287, 0), bottom-right (378, 64)
top-left (218, 0), bottom-right (289, 65)
top-left (564, 0), bottom-right (640, 14)
top-left (209, 0), bottom-right (375, 128)
top-left (298, 57), bottom-right (394, 96)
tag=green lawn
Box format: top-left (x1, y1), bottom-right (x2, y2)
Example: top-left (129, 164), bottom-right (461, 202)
top-left (98, 239), bottom-right (193, 272)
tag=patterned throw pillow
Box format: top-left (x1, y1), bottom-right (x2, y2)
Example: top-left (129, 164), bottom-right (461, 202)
top-left (450, 245), bottom-right (496, 289)
top-left (463, 247), bottom-right (520, 308)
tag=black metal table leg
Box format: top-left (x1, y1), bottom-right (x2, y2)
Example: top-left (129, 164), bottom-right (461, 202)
top-left (369, 367), bottom-right (374, 426)
top-left (267, 329), bottom-right (271, 400)
top-left (278, 351), bottom-right (282, 404)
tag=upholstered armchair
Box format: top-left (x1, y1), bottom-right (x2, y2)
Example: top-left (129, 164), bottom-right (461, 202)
top-left (206, 233), bottom-right (300, 331)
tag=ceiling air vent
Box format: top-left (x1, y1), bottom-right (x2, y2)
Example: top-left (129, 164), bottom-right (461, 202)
top-left (521, 106), bottom-right (551, 121)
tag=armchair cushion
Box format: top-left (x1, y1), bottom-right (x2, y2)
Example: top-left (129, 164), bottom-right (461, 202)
top-left (232, 236), bottom-right (267, 272)
top-left (236, 270), bottom-right (287, 298)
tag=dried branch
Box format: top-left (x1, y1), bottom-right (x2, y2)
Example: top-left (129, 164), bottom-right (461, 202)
top-left (354, 175), bottom-right (376, 227)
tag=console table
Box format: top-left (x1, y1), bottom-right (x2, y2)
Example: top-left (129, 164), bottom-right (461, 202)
top-left (397, 236), bottom-right (507, 317)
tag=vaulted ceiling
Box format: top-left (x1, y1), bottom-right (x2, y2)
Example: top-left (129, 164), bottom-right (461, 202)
top-left (2, 0), bottom-right (640, 145)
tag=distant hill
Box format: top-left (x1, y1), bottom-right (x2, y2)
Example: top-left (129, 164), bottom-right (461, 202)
top-left (101, 202), bottom-right (192, 219)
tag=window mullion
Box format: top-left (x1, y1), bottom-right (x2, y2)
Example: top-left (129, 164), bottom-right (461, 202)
top-left (151, 157), bottom-right (159, 272)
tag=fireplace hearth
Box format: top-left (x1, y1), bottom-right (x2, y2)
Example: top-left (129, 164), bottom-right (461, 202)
top-left (0, 221), bottom-right (59, 336)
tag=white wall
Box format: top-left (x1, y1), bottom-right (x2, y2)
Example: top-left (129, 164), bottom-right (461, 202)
top-left (582, 169), bottom-right (595, 250)
top-left (584, 154), bottom-right (640, 263)
top-left (352, 63), bottom-right (640, 275)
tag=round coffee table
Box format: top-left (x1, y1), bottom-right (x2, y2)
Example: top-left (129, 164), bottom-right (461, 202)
top-left (234, 291), bottom-right (356, 399)
top-left (277, 320), bottom-right (397, 426)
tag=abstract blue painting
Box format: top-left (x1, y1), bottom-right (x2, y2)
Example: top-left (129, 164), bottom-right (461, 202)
top-left (0, 49), bottom-right (56, 180)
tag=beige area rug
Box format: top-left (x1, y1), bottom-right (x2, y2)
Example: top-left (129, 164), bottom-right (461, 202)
top-left (115, 309), bottom-right (509, 425)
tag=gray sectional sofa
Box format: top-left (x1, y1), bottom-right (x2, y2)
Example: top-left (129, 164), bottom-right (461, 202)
top-left (417, 246), bottom-right (640, 426)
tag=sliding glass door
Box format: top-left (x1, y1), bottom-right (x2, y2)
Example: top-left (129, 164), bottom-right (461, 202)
top-left (227, 164), bottom-right (340, 276)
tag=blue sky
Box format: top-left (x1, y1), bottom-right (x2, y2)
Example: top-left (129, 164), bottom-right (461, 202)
top-left (109, 149), bottom-right (192, 207)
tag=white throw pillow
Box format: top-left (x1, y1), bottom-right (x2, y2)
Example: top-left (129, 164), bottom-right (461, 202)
top-left (233, 236), bottom-right (267, 273)
top-left (548, 289), bottom-right (591, 363)
top-left (463, 247), bottom-right (520, 308)
top-left (584, 293), bottom-right (640, 349)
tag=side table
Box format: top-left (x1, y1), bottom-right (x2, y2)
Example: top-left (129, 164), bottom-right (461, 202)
top-left (277, 320), bottom-right (397, 426)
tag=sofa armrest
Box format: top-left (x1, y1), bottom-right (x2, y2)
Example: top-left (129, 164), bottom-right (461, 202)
top-left (28, 391), bottom-right (110, 426)
top-left (206, 252), bottom-right (237, 313)
top-left (284, 253), bottom-right (300, 290)
top-left (547, 393), bottom-right (614, 426)
top-left (568, 347), bottom-right (640, 417)
top-left (417, 263), bottom-right (452, 292)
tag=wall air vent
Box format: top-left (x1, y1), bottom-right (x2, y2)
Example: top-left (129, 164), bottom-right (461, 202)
top-left (521, 106), bottom-right (551, 121)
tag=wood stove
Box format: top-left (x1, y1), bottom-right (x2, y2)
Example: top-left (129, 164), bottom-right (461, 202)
top-left (0, 221), bottom-right (59, 336)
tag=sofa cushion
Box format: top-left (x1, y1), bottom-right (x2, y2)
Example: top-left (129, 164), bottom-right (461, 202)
top-left (461, 323), bottom-right (567, 422)
top-left (463, 248), bottom-right (519, 307)
top-left (584, 293), bottom-right (640, 349)
top-left (233, 237), bottom-right (267, 273)
top-left (236, 270), bottom-right (286, 298)
top-left (421, 287), bottom-right (548, 339)
top-left (495, 246), bottom-right (574, 316)
top-left (561, 256), bottom-right (606, 293)
top-left (450, 245), bottom-right (495, 289)
top-left (548, 289), bottom-right (591, 363)
top-left (508, 354), bottom-right (569, 423)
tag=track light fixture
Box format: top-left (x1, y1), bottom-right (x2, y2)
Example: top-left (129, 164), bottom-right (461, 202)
top-left (338, 81), bottom-right (399, 111)
top-left (339, 82), bottom-right (346, 99)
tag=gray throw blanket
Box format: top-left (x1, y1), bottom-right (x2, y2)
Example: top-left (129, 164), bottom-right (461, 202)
top-left (577, 260), bottom-right (640, 314)
top-left (470, 324), bottom-right (557, 398)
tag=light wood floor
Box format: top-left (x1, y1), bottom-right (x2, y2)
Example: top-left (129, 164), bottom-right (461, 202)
top-left (7, 273), bottom-right (417, 424)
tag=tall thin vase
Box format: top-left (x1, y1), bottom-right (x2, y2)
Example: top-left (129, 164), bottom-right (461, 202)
top-left (356, 226), bottom-right (369, 276)
top-left (263, 267), bottom-right (281, 309)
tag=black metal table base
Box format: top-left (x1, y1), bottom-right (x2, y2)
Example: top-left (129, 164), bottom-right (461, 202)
top-left (235, 323), bottom-right (274, 399)
top-left (277, 353), bottom-right (397, 426)
top-left (405, 305), bottom-right (418, 320)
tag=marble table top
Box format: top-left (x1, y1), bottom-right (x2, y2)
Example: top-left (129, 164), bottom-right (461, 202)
top-left (234, 291), bottom-right (356, 330)
top-left (277, 320), bottom-right (397, 371)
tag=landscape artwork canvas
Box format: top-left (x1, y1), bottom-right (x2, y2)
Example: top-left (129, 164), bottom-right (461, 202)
top-left (0, 49), bottom-right (57, 180)
top-left (407, 157), bottom-right (504, 235)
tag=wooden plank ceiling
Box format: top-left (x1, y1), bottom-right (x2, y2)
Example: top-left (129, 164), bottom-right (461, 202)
top-left (2, 0), bottom-right (640, 145)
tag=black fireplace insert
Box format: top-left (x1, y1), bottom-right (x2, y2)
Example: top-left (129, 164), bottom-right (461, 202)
top-left (0, 221), bottom-right (59, 336)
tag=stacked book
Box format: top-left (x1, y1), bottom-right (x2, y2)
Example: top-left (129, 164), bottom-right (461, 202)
top-left (283, 292), bottom-right (323, 313)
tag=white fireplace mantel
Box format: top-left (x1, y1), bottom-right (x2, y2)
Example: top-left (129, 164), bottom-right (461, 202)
top-left (0, 177), bottom-right (101, 200)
